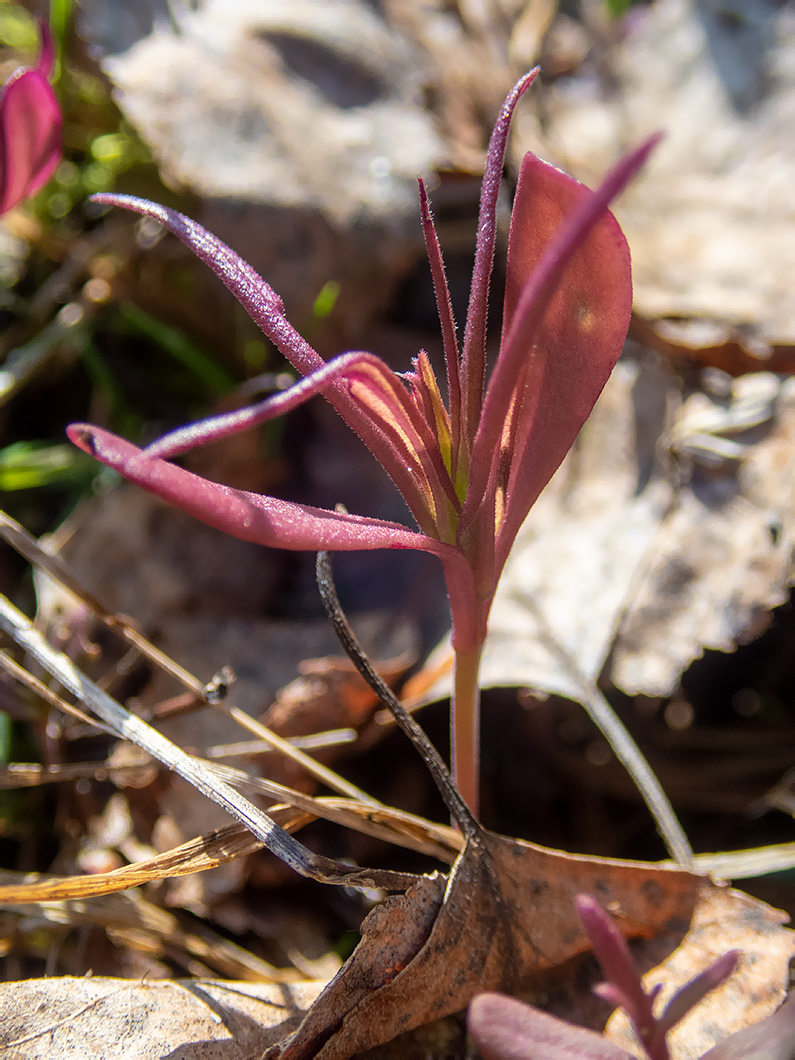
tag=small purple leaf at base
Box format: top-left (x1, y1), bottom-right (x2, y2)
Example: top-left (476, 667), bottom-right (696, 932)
top-left (468, 992), bottom-right (635, 1060)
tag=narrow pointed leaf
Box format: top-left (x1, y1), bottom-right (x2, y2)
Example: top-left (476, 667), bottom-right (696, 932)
top-left (656, 950), bottom-right (739, 1038)
top-left (412, 350), bottom-right (453, 478)
top-left (142, 352), bottom-right (381, 460)
top-left (346, 357), bottom-right (461, 528)
top-left (67, 424), bottom-right (447, 556)
top-left (461, 142), bottom-right (655, 570)
top-left (142, 350), bottom-right (458, 536)
top-left (69, 419), bottom-right (481, 648)
top-left (458, 69), bottom-right (539, 458)
top-left (576, 896), bottom-right (654, 1034)
top-left (89, 195), bottom-right (437, 522)
top-left (500, 151), bottom-right (638, 505)
top-left (418, 178), bottom-right (460, 473)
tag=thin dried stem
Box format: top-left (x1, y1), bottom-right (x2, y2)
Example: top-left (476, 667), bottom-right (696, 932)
top-left (0, 592), bottom-right (420, 891)
top-left (520, 592), bottom-right (693, 867)
top-left (0, 511), bottom-right (377, 803)
top-left (316, 552), bottom-right (481, 839)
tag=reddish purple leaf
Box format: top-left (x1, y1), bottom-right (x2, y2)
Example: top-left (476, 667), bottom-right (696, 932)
top-left (468, 993), bottom-right (634, 1060)
top-left (577, 895), bottom-right (655, 1038)
top-left (700, 994), bottom-right (795, 1060)
top-left (656, 949), bottom-right (739, 1039)
top-left (0, 23), bottom-right (61, 214)
top-left (70, 75), bottom-right (654, 809)
top-left (67, 423), bottom-right (444, 557)
top-left (464, 145), bottom-right (644, 574)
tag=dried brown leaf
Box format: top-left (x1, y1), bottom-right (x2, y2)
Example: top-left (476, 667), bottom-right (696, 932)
top-left (0, 823), bottom-right (262, 903)
top-left (517, 0), bottom-right (795, 350)
top-left (271, 831), bottom-right (703, 1058)
top-left (259, 653), bottom-right (413, 792)
top-left (606, 886), bottom-right (795, 1058)
top-left (0, 976), bottom-right (326, 1059)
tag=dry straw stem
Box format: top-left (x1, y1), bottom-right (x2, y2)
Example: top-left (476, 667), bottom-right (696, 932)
top-left (0, 512), bottom-right (374, 804)
top-left (520, 591), bottom-right (693, 867)
top-left (0, 592), bottom-right (419, 892)
top-left (0, 873), bottom-right (287, 981)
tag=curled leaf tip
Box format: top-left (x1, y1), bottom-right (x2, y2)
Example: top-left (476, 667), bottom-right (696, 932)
top-left (66, 425), bottom-right (97, 456)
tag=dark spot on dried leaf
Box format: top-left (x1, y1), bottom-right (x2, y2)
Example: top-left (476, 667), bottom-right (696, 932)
top-left (640, 879), bottom-right (665, 909)
top-left (258, 32), bottom-right (387, 109)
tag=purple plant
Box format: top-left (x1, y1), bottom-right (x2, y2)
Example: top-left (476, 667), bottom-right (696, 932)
top-left (576, 895), bottom-right (739, 1059)
top-left (468, 894), bottom-right (743, 1060)
top-left (0, 22), bottom-right (62, 215)
top-left (68, 72), bottom-right (653, 813)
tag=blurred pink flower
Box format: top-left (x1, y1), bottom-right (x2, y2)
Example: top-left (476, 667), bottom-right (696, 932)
top-left (0, 22), bottom-right (62, 214)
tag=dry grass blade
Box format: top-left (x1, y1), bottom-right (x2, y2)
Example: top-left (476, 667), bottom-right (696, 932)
top-left (0, 766), bottom-right (460, 907)
top-left (0, 759), bottom-right (152, 788)
top-left (0, 511), bottom-right (201, 688)
top-left (0, 749), bottom-right (458, 882)
top-left (306, 800), bottom-right (461, 864)
top-left (0, 794), bottom-right (460, 907)
top-left (671, 843), bottom-right (795, 880)
top-left (0, 649), bottom-right (116, 735)
top-left (206, 696), bottom-right (377, 803)
top-left (206, 729), bottom-right (357, 758)
top-left (0, 824), bottom-right (263, 903)
top-left (0, 592), bottom-right (418, 891)
top-left (0, 878), bottom-right (290, 981)
top-left (520, 590), bottom-right (693, 867)
top-left (205, 762), bottom-right (460, 862)
top-left (0, 511), bottom-right (376, 802)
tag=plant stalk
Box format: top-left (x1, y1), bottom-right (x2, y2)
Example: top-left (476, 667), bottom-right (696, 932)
top-left (451, 643), bottom-right (484, 818)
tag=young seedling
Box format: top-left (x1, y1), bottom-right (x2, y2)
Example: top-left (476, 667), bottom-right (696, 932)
top-left (0, 21), bottom-right (61, 214)
top-left (576, 895), bottom-right (740, 1059)
top-left (70, 73), bottom-right (653, 817)
top-left (468, 894), bottom-right (743, 1060)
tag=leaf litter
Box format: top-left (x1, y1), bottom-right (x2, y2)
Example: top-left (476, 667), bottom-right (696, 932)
top-left (1, 522), bottom-right (794, 1055)
top-left (418, 358), bottom-right (795, 703)
top-left (514, 0), bottom-right (795, 354)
